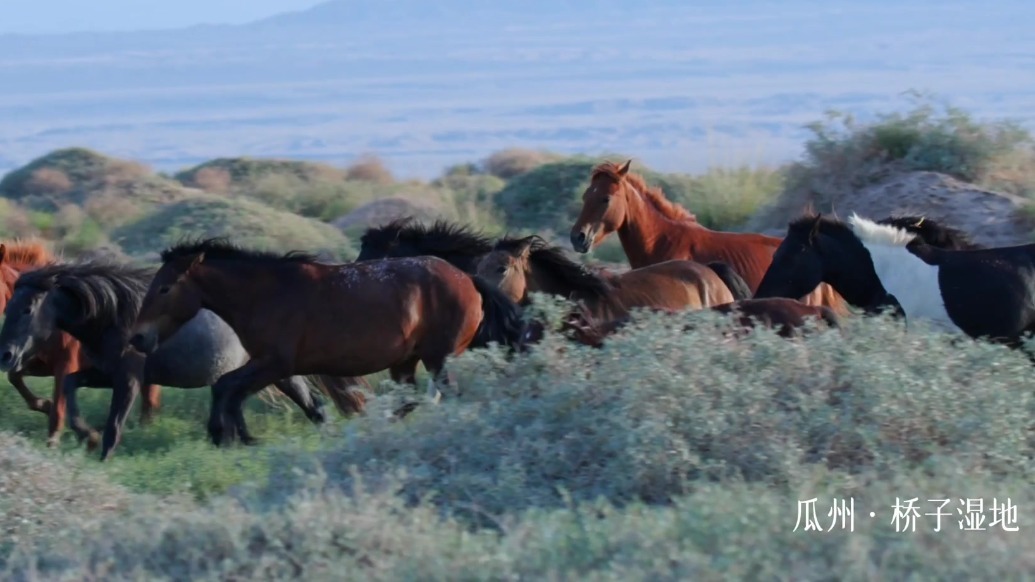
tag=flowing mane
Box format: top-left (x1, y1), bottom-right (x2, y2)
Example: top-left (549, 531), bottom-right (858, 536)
top-left (787, 212), bottom-right (919, 248)
top-left (591, 162), bottom-right (697, 223)
top-left (877, 215), bottom-right (983, 250)
top-left (1, 239), bottom-right (59, 268)
top-left (160, 238), bottom-right (321, 265)
top-left (360, 218), bottom-right (494, 259)
top-left (494, 235), bottom-right (613, 301)
top-left (15, 259), bottom-right (155, 329)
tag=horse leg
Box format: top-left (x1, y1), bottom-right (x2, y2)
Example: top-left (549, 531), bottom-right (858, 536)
top-left (271, 376), bottom-right (327, 425)
top-left (419, 352), bottom-right (454, 404)
top-left (99, 355), bottom-right (147, 461)
top-left (209, 359), bottom-right (285, 447)
top-left (63, 368), bottom-right (114, 450)
top-left (8, 370), bottom-right (51, 414)
top-left (139, 383), bottom-right (161, 425)
top-left (388, 356), bottom-right (423, 419)
top-left (46, 358), bottom-right (81, 448)
top-left (389, 356), bottom-right (420, 386)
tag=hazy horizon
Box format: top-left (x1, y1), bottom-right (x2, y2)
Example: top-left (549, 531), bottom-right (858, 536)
top-left (0, 0), bottom-right (323, 35)
top-left (2, 0), bottom-right (1033, 180)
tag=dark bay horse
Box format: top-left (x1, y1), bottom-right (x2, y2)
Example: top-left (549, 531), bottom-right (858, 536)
top-left (357, 218), bottom-right (495, 274)
top-left (0, 259), bottom-right (362, 459)
top-left (0, 241), bottom-right (157, 447)
top-left (568, 160), bottom-right (849, 316)
top-left (128, 239), bottom-right (525, 446)
top-left (474, 234), bottom-right (735, 319)
top-left (754, 212), bottom-right (1035, 350)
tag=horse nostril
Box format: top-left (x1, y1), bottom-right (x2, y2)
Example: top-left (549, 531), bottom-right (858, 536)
top-left (0, 351), bottom-right (12, 364)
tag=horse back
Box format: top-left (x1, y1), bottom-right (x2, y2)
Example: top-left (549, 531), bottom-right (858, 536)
top-left (616, 260), bottom-right (734, 310)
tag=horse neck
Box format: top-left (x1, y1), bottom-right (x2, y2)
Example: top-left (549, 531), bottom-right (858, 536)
top-left (0, 267), bottom-right (17, 303)
top-left (615, 185), bottom-right (703, 268)
top-left (524, 260), bottom-right (581, 300)
top-left (191, 261), bottom-right (283, 331)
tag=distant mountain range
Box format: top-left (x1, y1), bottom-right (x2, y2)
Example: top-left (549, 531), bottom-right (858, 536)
top-left (2, 0), bottom-right (1033, 179)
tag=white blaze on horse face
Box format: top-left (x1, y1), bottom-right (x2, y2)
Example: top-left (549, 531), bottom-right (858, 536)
top-left (848, 214), bottom-right (963, 335)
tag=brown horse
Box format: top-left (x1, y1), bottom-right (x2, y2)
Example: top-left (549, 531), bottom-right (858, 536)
top-left (0, 241), bottom-right (159, 446)
top-left (568, 160), bottom-right (848, 315)
top-left (521, 296), bottom-right (841, 350)
top-left (128, 238), bottom-right (525, 445)
top-left (474, 235), bottom-right (735, 321)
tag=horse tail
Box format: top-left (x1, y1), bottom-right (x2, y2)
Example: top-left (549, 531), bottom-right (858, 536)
top-left (706, 261), bottom-right (753, 301)
top-left (470, 275), bottom-right (525, 349)
top-left (307, 375), bottom-right (369, 416)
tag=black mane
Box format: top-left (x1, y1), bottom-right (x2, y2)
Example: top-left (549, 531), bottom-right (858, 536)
top-left (876, 215), bottom-right (984, 250)
top-left (15, 258), bottom-right (155, 329)
top-left (494, 235), bottom-right (613, 300)
top-left (160, 237), bottom-right (321, 265)
top-left (360, 218), bottom-right (494, 258)
top-left (786, 213), bottom-right (858, 245)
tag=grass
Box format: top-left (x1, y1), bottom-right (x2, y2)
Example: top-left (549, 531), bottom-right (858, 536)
top-left (1, 302), bottom-right (1033, 579)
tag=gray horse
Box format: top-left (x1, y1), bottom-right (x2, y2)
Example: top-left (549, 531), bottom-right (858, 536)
top-left (0, 260), bottom-right (366, 456)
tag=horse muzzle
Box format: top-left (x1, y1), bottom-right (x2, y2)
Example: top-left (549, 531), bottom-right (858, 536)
top-left (570, 227), bottom-right (596, 253)
top-left (0, 347), bottom-right (21, 373)
top-left (128, 331), bottom-right (158, 355)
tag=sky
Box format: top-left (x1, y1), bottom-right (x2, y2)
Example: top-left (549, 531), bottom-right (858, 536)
top-left (0, 0), bottom-right (326, 34)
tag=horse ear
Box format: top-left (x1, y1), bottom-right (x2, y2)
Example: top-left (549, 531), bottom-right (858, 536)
top-left (517, 237), bottom-right (536, 260)
top-left (617, 159), bottom-right (632, 176)
top-left (188, 252), bottom-right (205, 271)
top-left (809, 214), bottom-right (823, 242)
top-left (914, 216), bottom-right (925, 228)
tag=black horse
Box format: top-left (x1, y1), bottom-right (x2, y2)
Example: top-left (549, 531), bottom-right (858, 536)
top-left (755, 212), bottom-right (1035, 350)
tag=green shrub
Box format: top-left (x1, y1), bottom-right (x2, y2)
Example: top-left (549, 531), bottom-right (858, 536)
top-left (786, 91), bottom-right (1035, 200)
top-left (112, 196), bottom-right (356, 260)
top-left (3, 305), bottom-right (1035, 579)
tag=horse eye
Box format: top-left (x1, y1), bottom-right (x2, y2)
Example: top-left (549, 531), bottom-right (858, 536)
top-left (158, 286), bottom-right (171, 295)
top-left (496, 266), bottom-right (507, 274)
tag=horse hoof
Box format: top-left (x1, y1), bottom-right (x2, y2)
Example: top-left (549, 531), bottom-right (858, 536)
top-left (35, 399), bottom-right (53, 414)
top-left (46, 436), bottom-right (61, 449)
top-left (390, 401), bottom-right (420, 420)
top-left (85, 433), bottom-right (101, 452)
top-left (241, 436), bottom-right (260, 446)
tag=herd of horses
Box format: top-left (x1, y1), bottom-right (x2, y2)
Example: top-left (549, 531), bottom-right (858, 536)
top-left (2, 159), bottom-right (1033, 462)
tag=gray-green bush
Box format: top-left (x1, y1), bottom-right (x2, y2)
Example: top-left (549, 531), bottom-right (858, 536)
top-left (3, 300), bottom-right (1034, 579)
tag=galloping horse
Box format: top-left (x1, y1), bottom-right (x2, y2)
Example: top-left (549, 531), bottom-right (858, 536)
top-left (0, 258), bottom-right (362, 459)
top-left (128, 239), bottom-right (525, 447)
top-left (357, 218), bottom-right (495, 274)
top-left (0, 241), bottom-right (160, 446)
top-left (568, 160), bottom-right (848, 315)
top-left (754, 212), bottom-right (1035, 351)
top-left (474, 234), bottom-right (735, 319)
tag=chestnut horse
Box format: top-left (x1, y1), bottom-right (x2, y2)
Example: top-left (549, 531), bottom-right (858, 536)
top-left (568, 160), bottom-right (849, 315)
top-left (129, 239), bottom-right (525, 446)
top-left (521, 296), bottom-right (841, 350)
top-left (474, 234), bottom-right (735, 320)
top-left (0, 241), bottom-right (160, 446)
